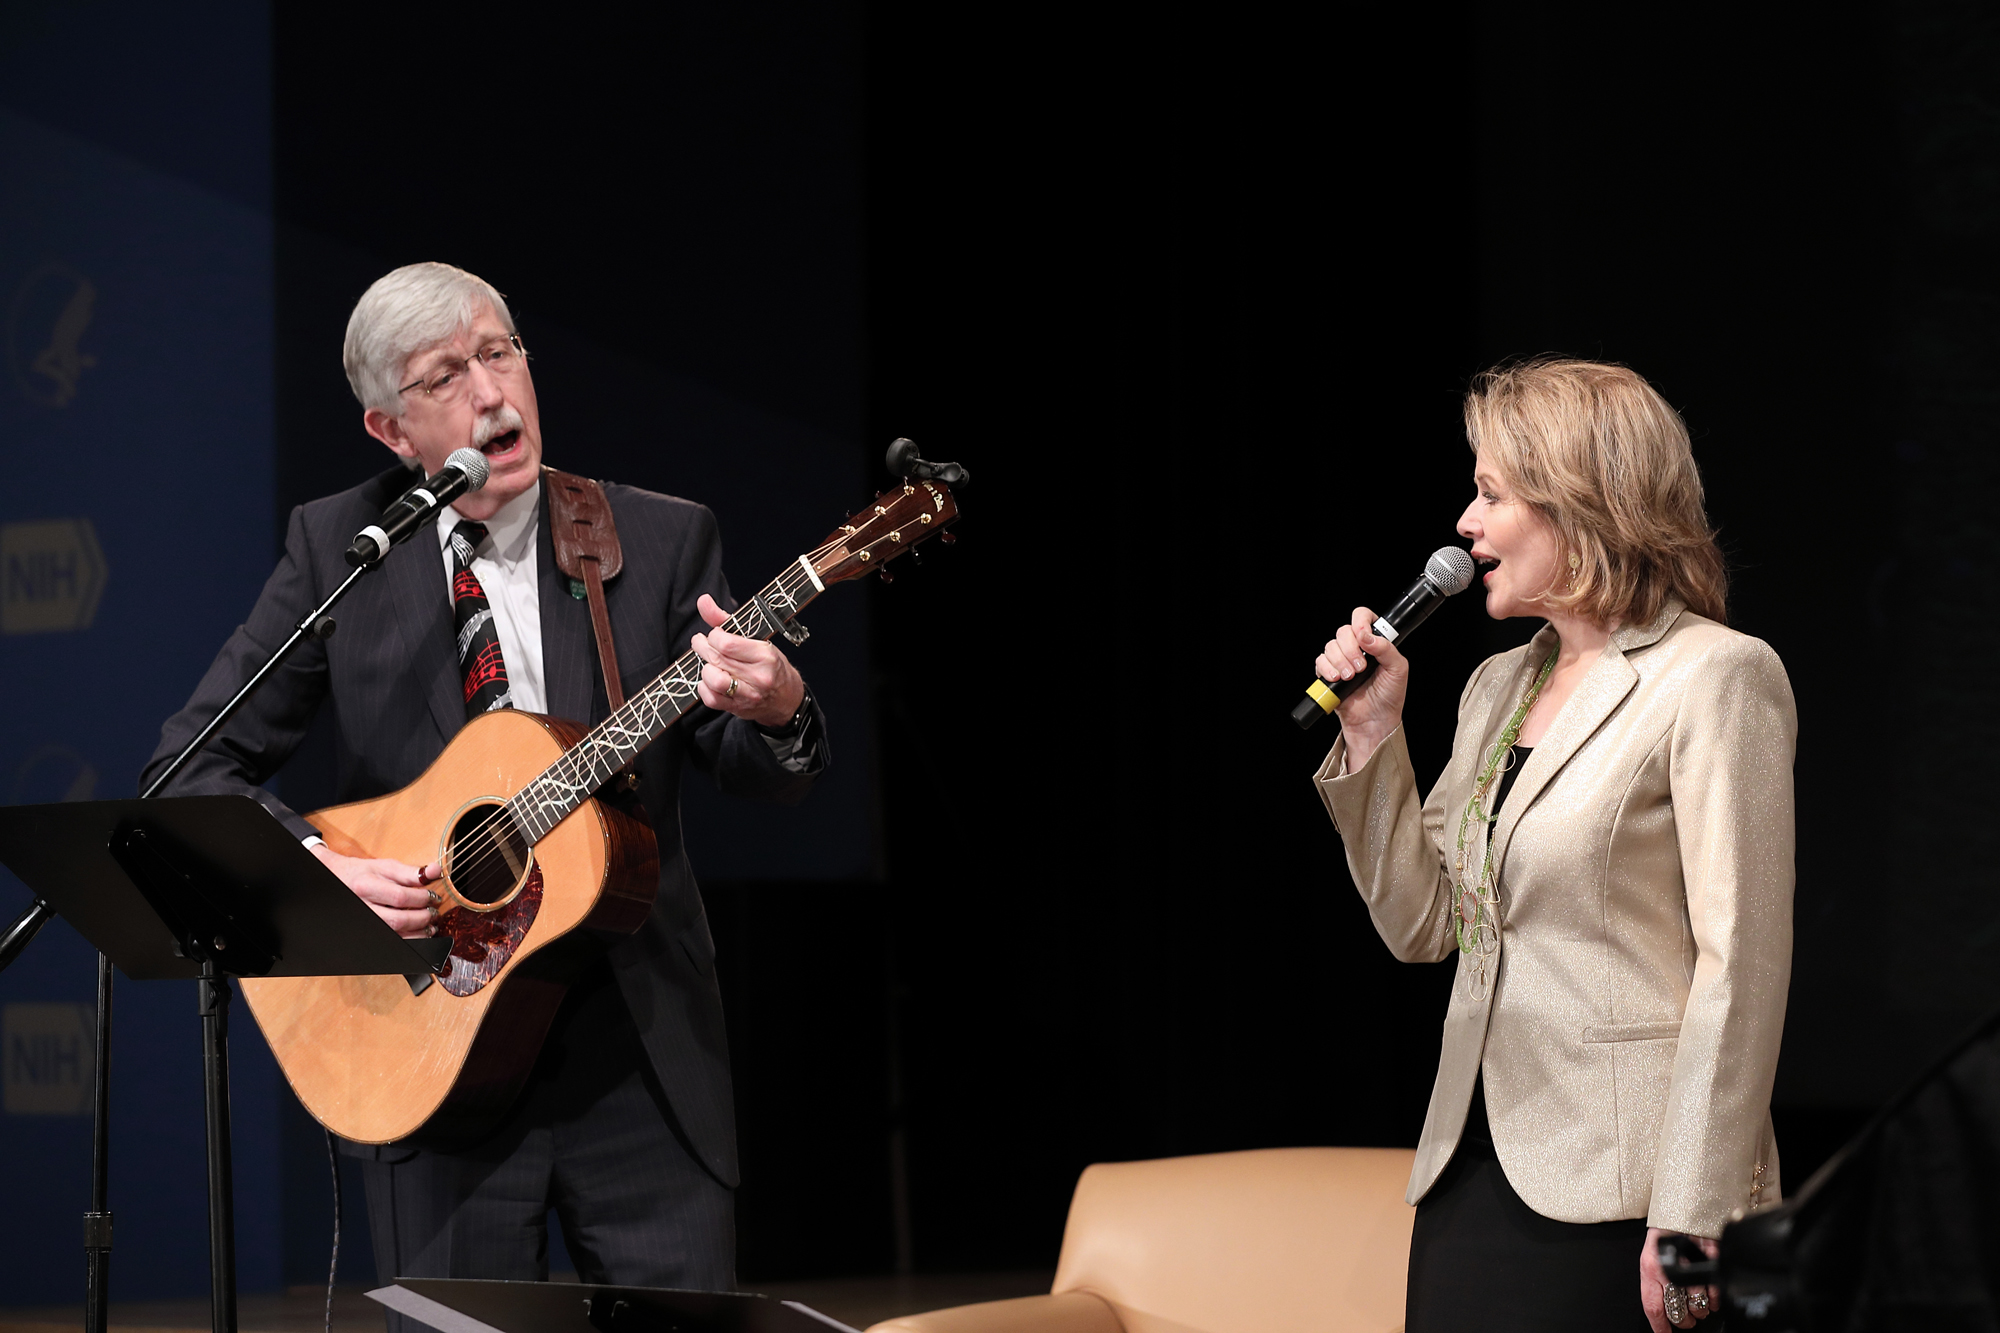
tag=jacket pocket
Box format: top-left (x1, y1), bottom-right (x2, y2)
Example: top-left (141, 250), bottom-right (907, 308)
top-left (1582, 1020), bottom-right (1682, 1043)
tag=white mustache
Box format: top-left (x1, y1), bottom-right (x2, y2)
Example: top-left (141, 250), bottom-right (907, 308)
top-left (473, 406), bottom-right (524, 447)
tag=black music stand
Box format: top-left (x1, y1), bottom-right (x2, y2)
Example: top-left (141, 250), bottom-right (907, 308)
top-left (370, 1278), bottom-right (863, 1333)
top-left (0, 794), bottom-right (451, 1333)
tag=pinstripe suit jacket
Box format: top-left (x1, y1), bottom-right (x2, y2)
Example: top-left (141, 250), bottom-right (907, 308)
top-left (141, 465), bottom-right (822, 1187)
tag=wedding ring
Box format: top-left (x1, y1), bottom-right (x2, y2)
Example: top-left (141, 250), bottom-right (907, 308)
top-left (726, 676), bottom-right (740, 698)
top-left (1662, 1283), bottom-right (1687, 1325)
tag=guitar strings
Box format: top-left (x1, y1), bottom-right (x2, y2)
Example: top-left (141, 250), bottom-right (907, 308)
top-left (438, 569), bottom-right (817, 891)
top-left (437, 600), bottom-right (792, 894)
top-left (430, 587), bottom-right (801, 893)
top-left (443, 500), bottom-right (940, 889)
top-left (432, 532), bottom-right (855, 891)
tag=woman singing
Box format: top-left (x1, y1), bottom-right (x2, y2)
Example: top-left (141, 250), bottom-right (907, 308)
top-left (1313, 360), bottom-right (1794, 1332)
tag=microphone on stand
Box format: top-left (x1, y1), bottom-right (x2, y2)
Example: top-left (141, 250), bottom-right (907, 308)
top-left (345, 448), bottom-right (491, 567)
top-left (886, 437), bottom-right (970, 486)
top-left (1291, 546), bottom-right (1478, 731)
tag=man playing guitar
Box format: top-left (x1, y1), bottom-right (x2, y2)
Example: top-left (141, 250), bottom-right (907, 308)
top-left (143, 262), bottom-right (824, 1304)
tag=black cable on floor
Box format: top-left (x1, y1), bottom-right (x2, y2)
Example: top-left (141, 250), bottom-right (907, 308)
top-left (324, 1127), bottom-right (342, 1333)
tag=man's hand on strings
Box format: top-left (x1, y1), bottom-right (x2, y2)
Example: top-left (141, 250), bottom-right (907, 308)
top-left (691, 592), bottom-right (806, 727)
top-left (311, 843), bottom-right (442, 939)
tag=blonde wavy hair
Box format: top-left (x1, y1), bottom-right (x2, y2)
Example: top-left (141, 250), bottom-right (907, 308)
top-left (1465, 358), bottom-right (1727, 627)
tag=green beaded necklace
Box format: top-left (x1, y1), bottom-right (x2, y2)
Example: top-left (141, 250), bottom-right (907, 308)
top-left (1452, 646), bottom-right (1558, 1000)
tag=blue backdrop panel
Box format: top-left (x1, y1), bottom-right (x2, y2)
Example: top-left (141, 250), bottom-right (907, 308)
top-left (0, 108), bottom-right (279, 1302)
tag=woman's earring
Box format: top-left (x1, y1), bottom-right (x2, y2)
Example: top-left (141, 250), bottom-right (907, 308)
top-left (1565, 552), bottom-right (1580, 588)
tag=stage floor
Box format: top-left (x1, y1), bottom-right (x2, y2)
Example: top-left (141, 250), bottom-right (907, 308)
top-left (0, 1270), bottom-right (1055, 1333)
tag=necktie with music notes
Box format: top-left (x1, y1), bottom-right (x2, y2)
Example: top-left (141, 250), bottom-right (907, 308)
top-left (449, 521), bottom-right (513, 718)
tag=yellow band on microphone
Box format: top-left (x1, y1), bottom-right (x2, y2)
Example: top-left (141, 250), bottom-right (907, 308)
top-left (1306, 678), bottom-right (1340, 714)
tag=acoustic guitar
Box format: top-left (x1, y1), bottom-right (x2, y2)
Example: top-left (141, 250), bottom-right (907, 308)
top-left (242, 476), bottom-right (960, 1146)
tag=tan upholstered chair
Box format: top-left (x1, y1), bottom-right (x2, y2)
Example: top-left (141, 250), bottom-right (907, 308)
top-left (866, 1146), bottom-right (1416, 1333)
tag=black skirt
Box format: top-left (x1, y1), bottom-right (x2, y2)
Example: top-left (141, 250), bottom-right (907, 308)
top-left (1405, 1077), bottom-right (1652, 1333)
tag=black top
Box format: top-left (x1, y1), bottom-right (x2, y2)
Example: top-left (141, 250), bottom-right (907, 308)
top-left (1463, 742), bottom-right (1532, 1149)
top-left (1491, 742), bottom-right (1532, 823)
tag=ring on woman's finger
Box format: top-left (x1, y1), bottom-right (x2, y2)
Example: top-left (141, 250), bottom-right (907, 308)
top-left (1688, 1290), bottom-right (1709, 1313)
top-left (1662, 1283), bottom-right (1687, 1326)
top-left (726, 676), bottom-right (740, 699)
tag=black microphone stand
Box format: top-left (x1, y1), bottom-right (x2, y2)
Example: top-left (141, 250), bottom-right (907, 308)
top-left (0, 549), bottom-right (386, 1333)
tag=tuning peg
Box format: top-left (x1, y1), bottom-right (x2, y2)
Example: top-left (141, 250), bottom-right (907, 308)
top-left (878, 566), bottom-right (894, 584)
top-left (909, 547), bottom-right (923, 564)
top-left (940, 530), bottom-right (957, 546)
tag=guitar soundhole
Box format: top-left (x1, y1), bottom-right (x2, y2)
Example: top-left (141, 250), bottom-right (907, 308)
top-left (445, 802), bottom-right (533, 908)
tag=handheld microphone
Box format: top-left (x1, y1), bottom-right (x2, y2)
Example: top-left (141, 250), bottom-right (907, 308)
top-left (345, 448), bottom-right (492, 567)
top-left (1291, 546), bottom-right (1478, 731)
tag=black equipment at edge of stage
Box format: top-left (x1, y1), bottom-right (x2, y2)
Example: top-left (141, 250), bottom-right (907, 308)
top-left (370, 1276), bottom-right (864, 1333)
top-left (1658, 1000), bottom-right (2000, 1329)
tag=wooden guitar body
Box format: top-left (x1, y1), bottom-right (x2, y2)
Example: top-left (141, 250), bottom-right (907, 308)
top-left (241, 708), bottom-right (658, 1146)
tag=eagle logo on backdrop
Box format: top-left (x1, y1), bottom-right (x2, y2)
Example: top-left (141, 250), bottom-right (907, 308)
top-left (6, 261), bottom-right (99, 408)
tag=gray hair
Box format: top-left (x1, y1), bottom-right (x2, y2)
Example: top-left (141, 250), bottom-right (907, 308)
top-left (342, 262), bottom-right (517, 414)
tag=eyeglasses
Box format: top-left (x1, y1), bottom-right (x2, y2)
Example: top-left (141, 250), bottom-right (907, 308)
top-left (399, 335), bottom-right (528, 403)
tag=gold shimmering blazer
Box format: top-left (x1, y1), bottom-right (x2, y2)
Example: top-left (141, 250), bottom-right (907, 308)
top-left (1315, 598), bottom-right (1795, 1238)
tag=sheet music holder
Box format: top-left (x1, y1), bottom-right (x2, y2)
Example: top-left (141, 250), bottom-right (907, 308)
top-left (0, 794), bottom-right (452, 1333)
top-left (370, 1279), bottom-right (864, 1333)
top-left (0, 795), bottom-right (450, 979)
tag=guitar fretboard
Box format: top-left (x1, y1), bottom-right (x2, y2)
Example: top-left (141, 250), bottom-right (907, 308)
top-left (504, 556), bottom-right (825, 842)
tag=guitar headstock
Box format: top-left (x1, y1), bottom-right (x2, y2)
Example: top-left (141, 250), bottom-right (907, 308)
top-left (812, 478), bottom-right (961, 585)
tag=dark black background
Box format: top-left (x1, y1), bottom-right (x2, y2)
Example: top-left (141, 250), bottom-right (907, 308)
top-left (259, 0), bottom-right (2000, 1284)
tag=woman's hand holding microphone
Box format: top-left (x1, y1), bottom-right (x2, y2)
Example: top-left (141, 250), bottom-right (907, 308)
top-left (1316, 606), bottom-right (1411, 773)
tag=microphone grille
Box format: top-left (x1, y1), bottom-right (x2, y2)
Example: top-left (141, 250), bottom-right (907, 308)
top-left (1426, 546), bottom-right (1477, 596)
top-left (445, 447), bottom-right (491, 491)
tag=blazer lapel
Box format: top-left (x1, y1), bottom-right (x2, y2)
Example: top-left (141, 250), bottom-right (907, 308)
top-left (384, 530), bottom-right (463, 746)
top-left (1486, 598), bottom-right (1687, 874)
top-left (537, 500), bottom-right (596, 724)
top-left (1490, 648), bottom-right (1636, 874)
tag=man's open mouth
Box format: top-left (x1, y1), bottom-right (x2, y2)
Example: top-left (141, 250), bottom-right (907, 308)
top-left (481, 430), bottom-right (521, 456)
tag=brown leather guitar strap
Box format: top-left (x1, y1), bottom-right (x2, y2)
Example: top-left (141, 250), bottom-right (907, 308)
top-left (543, 466), bottom-right (627, 710)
